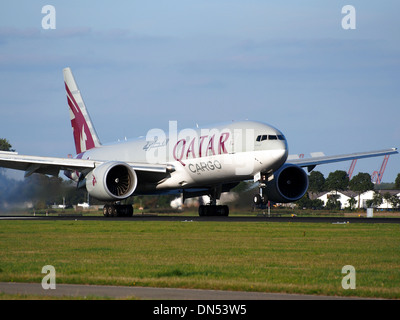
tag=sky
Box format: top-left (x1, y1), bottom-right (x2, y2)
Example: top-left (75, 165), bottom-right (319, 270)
top-left (0, 0), bottom-right (399, 182)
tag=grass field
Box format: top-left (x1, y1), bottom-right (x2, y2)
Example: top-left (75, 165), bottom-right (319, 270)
top-left (0, 219), bottom-right (399, 299)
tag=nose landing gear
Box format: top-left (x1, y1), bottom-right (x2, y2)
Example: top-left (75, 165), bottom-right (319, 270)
top-left (253, 188), bottom-right (268, 207)
top-left (253, 172), bottom-right (269, 208)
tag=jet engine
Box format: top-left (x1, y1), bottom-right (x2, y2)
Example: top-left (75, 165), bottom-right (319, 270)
top-left (85, 161), bottom-right (137, 201)
top-left (265, 164), bottom-right (309, 203)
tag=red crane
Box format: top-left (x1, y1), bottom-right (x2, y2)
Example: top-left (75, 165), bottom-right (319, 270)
top-left (371, 155), bottom-right (390, 184)
top-left (348, 159), bottom-right (357, 179)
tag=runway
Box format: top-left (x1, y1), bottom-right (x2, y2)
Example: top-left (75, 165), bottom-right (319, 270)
top-left (0, 215), bottom-right (399, 223)
top-left (0, 282), bottom-right (364, 300)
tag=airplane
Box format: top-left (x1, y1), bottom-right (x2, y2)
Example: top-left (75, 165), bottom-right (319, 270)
top-left (0, 68), bottom-right (398, 217)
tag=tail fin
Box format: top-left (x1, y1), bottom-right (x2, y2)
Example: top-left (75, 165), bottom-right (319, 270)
top-left (63, 67), bottom-right (101, 154)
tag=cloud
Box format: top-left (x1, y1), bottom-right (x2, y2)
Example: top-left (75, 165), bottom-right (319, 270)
top-left (178, 36), bottom-right (399, 84)
top-left (0, 27), bottom-right (41, 39)
top-left (47, 27), bottom-right (93, 38)
top-left (0, 26), bottom-right (174, 72)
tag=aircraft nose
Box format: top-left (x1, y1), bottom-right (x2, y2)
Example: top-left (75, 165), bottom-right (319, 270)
top-left (275, 145), bottom-right (288, 165)
top-left (273, 139), bottom-right (288, 167)
top-left (281, 140), bottom-right (289, 160)
top-left (277, 132), bottom-right (288, 160)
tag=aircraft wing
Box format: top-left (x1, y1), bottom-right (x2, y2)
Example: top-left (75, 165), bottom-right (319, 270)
top-left (289, 148), bottom-right (398, 172)
top-left (0, 151), bottom-right (171, 178)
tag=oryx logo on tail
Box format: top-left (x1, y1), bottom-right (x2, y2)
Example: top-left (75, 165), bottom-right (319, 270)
top-left (63, 68), bottom-right (101, 154)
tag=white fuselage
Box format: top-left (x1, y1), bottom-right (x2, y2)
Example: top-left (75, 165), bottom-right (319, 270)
top-left (73, 121), bottom-right (288, 194)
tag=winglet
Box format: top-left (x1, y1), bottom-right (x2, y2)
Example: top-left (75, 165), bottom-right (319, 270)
top-left (63, 67), bottom-right (101, 154)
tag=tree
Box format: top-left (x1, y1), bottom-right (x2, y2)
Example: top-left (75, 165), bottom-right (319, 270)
top-left (326, 194), bottom-right (342, 210)
top-left (296, 193), bottom-right (324, 210)
top-left (296, 193), bottom-right (312, 209)
top-left (308, 171), bottom-right (326, 195)
top-left (395, 173), bottom-right (400, 189)
top-left (0, 139), bottom-right (14, 177)
top-left (367, 191), bottom-right (383, 208)
top-left (325, 170), bottom-right (349, 195)
top-left (383, 192), bottom-right (392, 210)
top-left (349, 172), bottom-right (374, 209)
top-left (348, 197), bottom-right (357, 211)
top-left (0, 138), bottom-right (14, 152)
top-left (389, 195), bottom-right (400, 210)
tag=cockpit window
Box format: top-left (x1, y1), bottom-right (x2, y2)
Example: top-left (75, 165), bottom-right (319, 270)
top-left (256, 134), bottom-right (286, 142)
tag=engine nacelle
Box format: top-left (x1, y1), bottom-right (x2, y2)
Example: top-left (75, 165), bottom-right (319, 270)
top-left (86, 162), bottom-right (137, 201)
top-left (265, 164), bottom-right (309, 203)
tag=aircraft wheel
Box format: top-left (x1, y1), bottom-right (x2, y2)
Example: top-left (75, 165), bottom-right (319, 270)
top-left (104, 204), bottom-right (133, 217)
top-left (253, 194), bottom-right (262, 205)
top-left (199, 205), bottom-right (206, 216)
top-left (221, 205), bottom-right (229, 216)
top-left (107, 205), bottom-right (116, 217)
top-left (126, 205), bottom-right (133, 217)
top-left (198, 205), bottom-right (229, 217)
top-left (103, 205), bottom-right (110, 217)
top-left (119, 205), bottom-right (133, 217)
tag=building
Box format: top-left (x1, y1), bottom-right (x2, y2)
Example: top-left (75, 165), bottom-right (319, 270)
top-left (316, 190), bottom-right (400, 209)
top-left (316, 191), bottom-right (357, 209)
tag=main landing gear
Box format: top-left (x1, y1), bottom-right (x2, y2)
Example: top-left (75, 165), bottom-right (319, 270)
top-left (198, 186), bottom-right (230, 217)
top-left (103, 204), bottom-right (133, 217)
top-left (198, 204), bottom-right (229, 217)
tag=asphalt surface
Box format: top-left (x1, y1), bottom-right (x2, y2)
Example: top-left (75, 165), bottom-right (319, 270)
top-left (0, 215), bottom-right (399, 223)
top-left (0, 282), bottom-right (363, 300)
